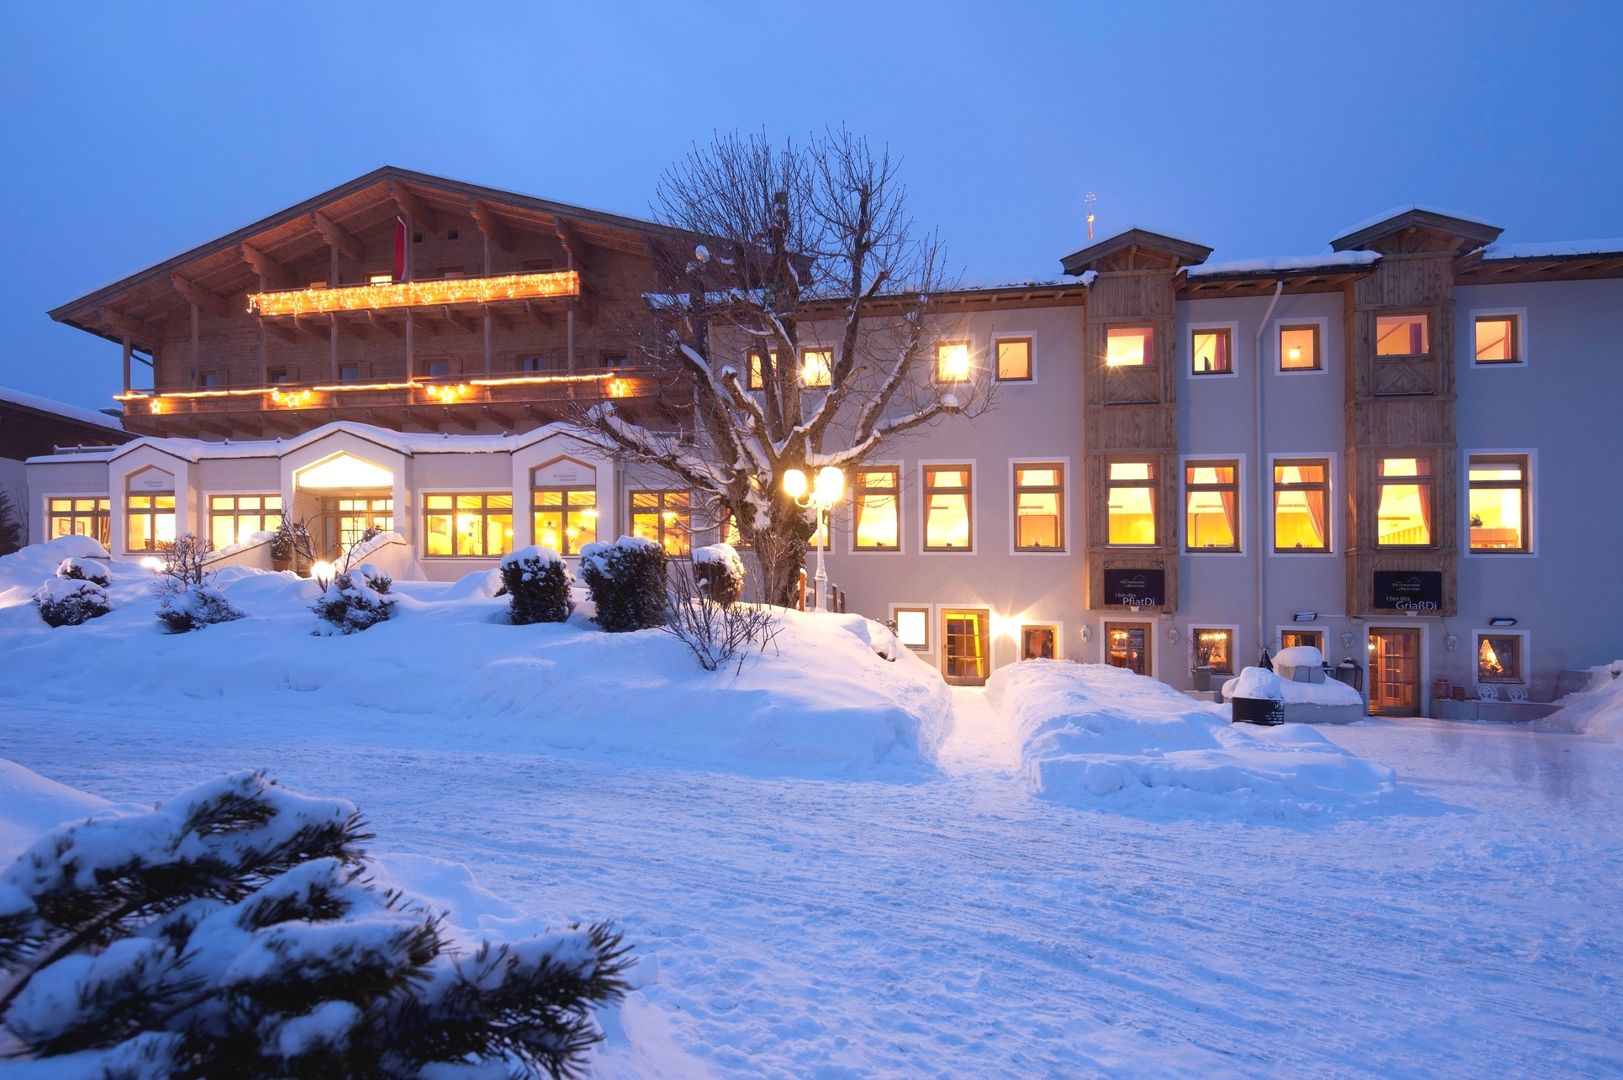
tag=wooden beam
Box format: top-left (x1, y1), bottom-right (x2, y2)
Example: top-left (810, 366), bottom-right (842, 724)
top-left (367, 311), bottom-right (404, 339)
top-left (263, 320), bottom-right (299, 344)
top-left (440, 306), bottom-right (478, 334)
top-left (240, 242), bottom-right (293, 288)
top-left (553, 216), bottom-right (592, 272)
top-left (389, 181), bottom-right (436, 231)
top-left (469, 199), bottom-right (514, 252)
top-left (100, 306), bottom-right (167, 349)
top-left (296, 314), bottom-right (330, 340)
top-left (312, 210), bottom-right (365, 262)
top-left (195, 417), bottom-right (235, 439)
top-left (482, 405), bottom-right (517, 429)
top-left (171, 273), bottom-right (235, 318)
top-left (485, 306), bottom-right (513, 332)
top-left (441, 407), bottom-right (477, 432)
top-left (521, 300), bottom-right (553, 329)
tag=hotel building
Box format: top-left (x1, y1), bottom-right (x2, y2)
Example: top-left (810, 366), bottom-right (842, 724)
top-left (26, 169), bottom-right (1623, 715)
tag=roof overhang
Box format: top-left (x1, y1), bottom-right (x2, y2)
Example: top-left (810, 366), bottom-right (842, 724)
top-left (1060, 227), bottom-right (1213, 276)
top-left (1330, 207), bottom-right (1502, 255)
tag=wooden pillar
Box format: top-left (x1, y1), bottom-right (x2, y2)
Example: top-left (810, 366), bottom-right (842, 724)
top-left (482, 234), bottom-right (493, 374)
top-left (189, 303), bottom-right (200, 388)
top-left (329, 314), bottom-right (339, 382)
top-left (257, 274), bottom-right (269, 386)
top-left (403, 215), bottom-right (414, 382)
top-left (121, 337), bottom-right (132, 394)
top-left (405, 312), bottom-right (415, 381)
top-left (565, 242), bottom-right (577, 372)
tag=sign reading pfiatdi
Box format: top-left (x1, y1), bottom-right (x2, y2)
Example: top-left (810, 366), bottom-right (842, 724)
top-left (1373, 570), bottom-right (1443, 612)
top-left (1103, 568), bottom-right (1165, 607)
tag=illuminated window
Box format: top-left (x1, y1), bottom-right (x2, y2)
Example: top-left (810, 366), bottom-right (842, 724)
top-left (1107, 461), bottom-right (1157, 546)
top-left (936, 340), bottom-right (972, 383)
top-left (854, 467), bottom-right (900, 551)
top-left (1192, 628), bottom-right (1234, 674)
top-left (532, 487), bottom-right (597, 555)
top-left (1474, 314), bottom-right (1520, 364)
top-left (893, 606), bottom-right (929, 650)
top-left (1280, 628), bottom-right (1324, 652)
top-left (208, 494), bottom-right (284, 550)
top-left (336, 497), bottom-right (393, 551)
top-left (1013, 463), bottom-right (1064, 551)
top-left (1106, 326), bottom-right (1152, 367)
top-left (1376, 456), bottom-right (1433, 547)
top-left (424, 493), bottom-right (512, 558)
top-left (368, 272), bottom-right (393, 286)
top-left (630, 490), bottom-right (691, 556)
top-left (48, 497), bottom-right (110, 547)
top-left (1279, 324), bottom-right (1321, 371)
top-left (995, 337), bottom-right (1032, 381)
top-left (126, 494), bottom-right (176, 553)
top-left (1273, 458), bottom-right (1330, 552)
top-left (1375, 313), bottom-right (1430, 358)
top-left (1476, 633), bottom-right (1523, 683)
top-left (1191, 328), bottom-right (1232, 375)
top-left (746, 349), bottom-right (778, 390)
top-left (923, 466), bottom-right (973, 551)
top-left (800, 347), bottom-right (833, 387)
top-left (1468, 454), bottom-right (1529, 553)
top-left (1020, 624), bottom-right (1059, 661)
top-left (1184, 461), bottom-right (1239, 551)
top-left (1104, 621), bottom-right (1151, 676)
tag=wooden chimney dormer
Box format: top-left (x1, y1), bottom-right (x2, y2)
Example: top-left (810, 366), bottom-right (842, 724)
top-left (1333, 208), bottom-right (1503, 619)
top-left (1064, 228), bottom-right (1213, 616)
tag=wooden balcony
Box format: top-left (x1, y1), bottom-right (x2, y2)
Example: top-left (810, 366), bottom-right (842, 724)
top-left (118, 368), bottom-right (686, 438)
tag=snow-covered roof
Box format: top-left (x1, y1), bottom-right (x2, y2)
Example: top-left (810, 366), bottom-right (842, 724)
top-left (1481, 237), bottom-right (1623, 261)
top-left (1333, 204), bottom-right (1499, 242)
top-left (1185, 251), bottom-right (1381, 279)
top-left (27, 419), bottom-right (585, 466)
top-left (0, 386), bottom-right (126, 433)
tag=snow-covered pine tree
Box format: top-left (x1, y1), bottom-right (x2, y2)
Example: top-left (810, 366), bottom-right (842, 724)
top-left (0, 488), bottom-right (22, 557)
top-left (0, 771), bottom-right (630, 1078)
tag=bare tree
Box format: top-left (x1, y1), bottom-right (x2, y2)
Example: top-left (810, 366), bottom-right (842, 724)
top-left (573, 130), bottom-right (990, 605)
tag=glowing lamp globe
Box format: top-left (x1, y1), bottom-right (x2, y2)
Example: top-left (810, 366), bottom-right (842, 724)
top-left (814, 466), bottom-right (845, 504)
top-left (782, 469), bottom-right (809, 500)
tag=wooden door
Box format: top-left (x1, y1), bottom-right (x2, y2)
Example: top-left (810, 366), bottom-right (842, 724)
top-left (1368, 628), bottom-right (1422, 716)
top-left (942, 609), bottom-right (989, 685)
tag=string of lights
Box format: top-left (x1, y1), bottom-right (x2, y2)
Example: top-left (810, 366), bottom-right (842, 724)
top-left (247, 270), bottom-right (580, 316)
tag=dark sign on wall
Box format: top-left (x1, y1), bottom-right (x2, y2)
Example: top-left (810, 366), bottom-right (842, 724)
top-left (1373, 571), bottom-right (1443, 612)
top-left (1103, 568), bottom-right (1165, 607)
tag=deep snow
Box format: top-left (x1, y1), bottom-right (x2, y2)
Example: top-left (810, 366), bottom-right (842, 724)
top-left (1, 540), bottom-right (1620, 1076)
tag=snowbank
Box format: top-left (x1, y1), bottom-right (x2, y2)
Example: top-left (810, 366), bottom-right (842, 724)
top-left (0, 758), bottom-right (116, 863)
top-left (0, 540), bottom-right (950, 778)
top-left (988, 661), bottom-right (1398, 815)
top-left (1223, 666), bottom-right (1364, 708)
top-left (1535, 662), bottom-right (1623, 740)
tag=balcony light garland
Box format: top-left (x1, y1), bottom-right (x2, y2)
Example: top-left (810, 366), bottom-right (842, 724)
top-left (115, 371), bottom-right (629, 411)
top-left (247, 270), bottom-right (581, 316)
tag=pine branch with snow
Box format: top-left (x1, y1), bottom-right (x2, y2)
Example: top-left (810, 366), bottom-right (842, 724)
top-left (0, 771), bottom-right (632, 1078)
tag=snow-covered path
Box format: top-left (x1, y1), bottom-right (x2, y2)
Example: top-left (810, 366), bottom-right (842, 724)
top-left (3, 696), bottom-right (1620, 1077)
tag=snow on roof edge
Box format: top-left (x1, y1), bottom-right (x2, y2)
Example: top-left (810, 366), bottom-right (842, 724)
top-left (1186, 251), bottom-right (1381, 278)
top-left (0, 386), bottom-right (126, 432)
top-left (1333, 204), bottom-right (1498, 242)
top-left (1481, 237), bottom-right (1623, 261)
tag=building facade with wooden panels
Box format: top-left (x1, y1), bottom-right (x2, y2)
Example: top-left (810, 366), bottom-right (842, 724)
top-left (31, 182), bottom-right (1623, 716)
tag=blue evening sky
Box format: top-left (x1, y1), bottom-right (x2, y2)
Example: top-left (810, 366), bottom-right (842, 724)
top-left (3, 1), bottom-right (1620, 410)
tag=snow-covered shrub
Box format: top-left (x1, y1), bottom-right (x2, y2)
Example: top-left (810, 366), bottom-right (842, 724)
top-left (155, 532), bottom-right (244, 633)
top-left (0, 488), bottom-right (21, 557)
top-left (33, 575), bottom-right (111, 627)
top-left (691, 542), bottom-right (745, 607)
top-left (0, 771), bottom-right (632, 1078)
top-left (499, 546), bottom-right (574, 624)
top-left (663, 564), bottom-right (780, 672)
top-left (312, 563), bottom-right (398, 634)
top-left (579, 536), bottom-right (667, 632)
top-left (55, 555), bottom-right (110, 585)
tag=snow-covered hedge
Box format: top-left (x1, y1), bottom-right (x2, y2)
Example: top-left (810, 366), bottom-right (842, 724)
top-left (691, 543), bottom-right (745, 606)
top-left (580, 536), bottom-right (666, 633)
top-left (987, 661), bottom-right (1398, 815)
top-left (158, 582), bottom-right (245, 633)
top-left (55, 556), bottom-right (110, 585)
top-left (499, 546), bottom-right (574, 624)
top-left (313, 564), bottom-right (398, 634)
top-left (33, 575), bottom-right (111, 628)
top-left (0, 770), bottom-right (632, 1076)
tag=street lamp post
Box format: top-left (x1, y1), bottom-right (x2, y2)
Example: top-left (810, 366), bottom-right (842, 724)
top-left (782, 465), bottom-right (845, 611)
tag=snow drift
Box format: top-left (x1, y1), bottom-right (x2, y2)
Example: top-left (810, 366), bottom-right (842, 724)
top-left (0, 538), bottom-right (950, 778)
top-left (987, 660), bottom-right (1399, 815)
top-left (1536, 661), bottom-right (1623, 740)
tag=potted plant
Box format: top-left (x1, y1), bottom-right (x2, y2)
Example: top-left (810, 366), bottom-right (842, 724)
top-left (269, 522), bottom-right (293, 572)
top-left (1191, 639), bottom-right (1216, 692)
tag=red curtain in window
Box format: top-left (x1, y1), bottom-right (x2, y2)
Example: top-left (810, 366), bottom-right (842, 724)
top-left (1304, 488), bottom-right (1327, 547)
top-left (1220, 486), bottom-right (1238, 543)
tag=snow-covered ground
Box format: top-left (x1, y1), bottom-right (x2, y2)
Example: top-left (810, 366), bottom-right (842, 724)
top-left (2, 541), bottom-right (1620, 1076)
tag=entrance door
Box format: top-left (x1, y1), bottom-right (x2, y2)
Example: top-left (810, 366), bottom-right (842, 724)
top-left (1104, 621), bottom-right (1152, 676)
top-left (1368, 628), bottom-right (1422, 716)
top-left (941, 609), bottom-right (990, 685)
top-left (324, 495), bottom-right (393, 557)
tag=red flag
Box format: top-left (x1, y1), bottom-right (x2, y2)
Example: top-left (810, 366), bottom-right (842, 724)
top-left (393, 216), bottom-right (408, 282)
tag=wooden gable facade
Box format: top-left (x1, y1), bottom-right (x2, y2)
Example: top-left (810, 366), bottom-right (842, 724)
top-left (50, 167), bottom-right (709, 438)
